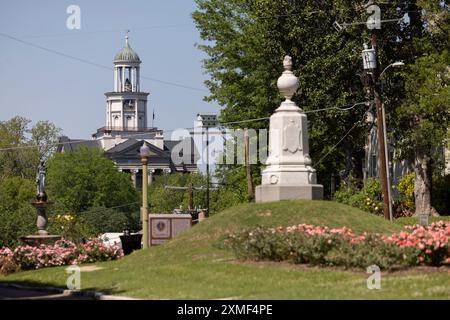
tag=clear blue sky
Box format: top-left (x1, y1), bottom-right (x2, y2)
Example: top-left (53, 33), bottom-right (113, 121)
top-left (0, 0), bottom-right (219, 139)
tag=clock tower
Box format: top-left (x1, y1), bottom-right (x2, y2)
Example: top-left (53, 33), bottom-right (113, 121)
top-left (94, 33), bottom-right (162, 150)
top-left (105, 32), bottom-right (149, 131)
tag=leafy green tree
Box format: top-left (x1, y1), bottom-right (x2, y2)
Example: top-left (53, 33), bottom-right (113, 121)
top-left (78, 206), bottom-right (140, 234)
top-left (210, 165), bottom-right (255, 212)
top-left (0, 176), bottom-right (35, 208)
top-left (148, 172), bottom-right (207, 213)
top-left (193, 0), bottom-right (449, 210)
top-left (0, 176), bottom-right (35, 247)
top-left (0, 116), bottom-right (38, 179)
top-left (46, 147), bottom-right (139, 214)
top-left (393, 51), bottom-right (450, 215)
top-left (0, 117), bottom-right (62, 180)
top-left (192, 0), bottom-right (409, 195)
top-left (30, 120), bottom-right (62, 161)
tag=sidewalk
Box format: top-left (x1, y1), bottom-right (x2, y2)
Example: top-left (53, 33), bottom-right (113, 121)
top-left (0, 283), bottom-right (138, 300)
top-left (0, 286), bottom-right (94, 300)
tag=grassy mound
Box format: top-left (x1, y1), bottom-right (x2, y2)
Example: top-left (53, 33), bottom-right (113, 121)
top-left (1, 200), bottom-right (448, 299)
top-left (193, 200), bottom-right (402, 237)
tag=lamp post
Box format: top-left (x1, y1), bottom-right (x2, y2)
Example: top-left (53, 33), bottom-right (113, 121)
top-left (140, 142), bottom-right (150, 249)
top-left (380, 61), bottom-right (404, 222)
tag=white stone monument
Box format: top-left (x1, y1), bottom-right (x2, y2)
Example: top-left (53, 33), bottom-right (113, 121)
top-left (255, 56), bottom-right (323, 202)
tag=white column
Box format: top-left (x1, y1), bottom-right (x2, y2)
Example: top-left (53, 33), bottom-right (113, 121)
top-left (148, 169), bottom-right (155, 186)
top-left (114, 68), bottom-right (117, 91)
top-left (117, 67), bottom-right (122, 92)
top-left (135, 99), bottom-right (138, 129)
top-left (106, 101), bottom-right (109, 128)
top-left (122, 67), bottom-right (126, 92)
top-left (120, 100), bottom-right (124, 130)
top-left (144, 101), bottom-right (147, 128)
top-left (137, 67), bottom-right (140, 91)
top-left (132, 68), bottom-right (136, 92)
top-left (131, 169), bottom-right (139, 188)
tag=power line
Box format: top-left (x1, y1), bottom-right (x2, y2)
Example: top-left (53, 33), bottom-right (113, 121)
top-left (314, 105), bottom-right (373, 166)
top-left (0, 32), bottom-right (208, 93)
top-left (216, 101), bottom-right (370, 126)
top-left (19, 24), bottom-right (193, 39)
top-left (0, 102), bottom-right (369, 152)
top-left (76, 202), bottom-right (141, 215)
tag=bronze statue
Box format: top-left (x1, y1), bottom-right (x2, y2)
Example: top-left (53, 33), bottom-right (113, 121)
top-left (36, 160), bottom-right (47, 202)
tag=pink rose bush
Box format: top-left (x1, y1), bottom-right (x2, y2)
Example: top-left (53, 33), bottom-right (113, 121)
top-left (0, 239), bottom-right (123, 274)
top-left (223, 221), bottom-right (450, 270)
top-left (383, 221), bottom-right (450, 265)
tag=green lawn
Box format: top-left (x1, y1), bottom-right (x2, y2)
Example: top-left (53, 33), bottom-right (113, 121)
top-left (395, 215), bottom-right (450, 226)
top-left (1, 200), bottom-right (449, 299)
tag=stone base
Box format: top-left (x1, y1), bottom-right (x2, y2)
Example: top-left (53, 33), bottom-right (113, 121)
top-left (20, 235), bottom-right (62, 247)
top-left (255, 184), bottom-right (323, 203)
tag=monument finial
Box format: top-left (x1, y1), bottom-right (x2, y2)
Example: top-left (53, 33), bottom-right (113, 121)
top-left (283, 55), bottom-right (293, 71)
top-left (277, 55), bottom-right (299, 101)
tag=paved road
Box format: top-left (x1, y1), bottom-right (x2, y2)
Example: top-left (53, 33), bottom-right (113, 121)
top-left (0, 287), bottom-right (94, 300)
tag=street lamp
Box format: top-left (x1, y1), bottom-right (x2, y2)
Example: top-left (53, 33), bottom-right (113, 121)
top-left (140, 142), bottom-right (150, 249)
top-left (379, 61), bottom-right (405, 222)
top-left (380, 61), bottom-right (405, 78)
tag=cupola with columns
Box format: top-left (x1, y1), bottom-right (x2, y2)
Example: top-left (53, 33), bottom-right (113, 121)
top-left (104, 32), bottom-right (149, 133)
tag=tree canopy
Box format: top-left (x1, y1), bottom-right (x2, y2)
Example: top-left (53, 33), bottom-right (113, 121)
top-left (46, 147), bottom-right (139, 214)
top-left (193, 0), bottom-right (449, 203)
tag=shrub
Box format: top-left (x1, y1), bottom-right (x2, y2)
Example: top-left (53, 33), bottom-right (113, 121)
top-left (0, 256), bottom-right (20, 275)
top-left (396, 172), bottom-right (415, 214)
top-left (0, 248), bottom-right (20, 275)
top-left (75, 239), bottom-right (124, 264)
top-left (79, 206), bottom-right (140, 234)
top-left (433, 174), bottom-right (450, 215)
top-left (48, 213), bottom-right (96, 243)
top-left (223, 222), bottom-right (450, 270)
top-left (334, 177), bottom-right (383, 215)
top-left (395, 173), bottom-right (450, 216)
top-left (0, 177), bottom-right (36, 248)
top-left (0, 239), bottom-right (123, 272)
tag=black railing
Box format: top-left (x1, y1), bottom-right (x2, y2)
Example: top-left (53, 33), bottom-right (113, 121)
top-left (96, 126), bottom-right (161, 133)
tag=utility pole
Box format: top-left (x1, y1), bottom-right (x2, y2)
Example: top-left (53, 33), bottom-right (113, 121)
top-left (206, 126), bottom-right (210, 217)
top-left (196, 113), bottom-right (218, 217)
top-left (244, 129), bottom-right (254, 201)
top-left (188, 183), bottom-right (193, 210)
top-left (370, 30), bottom-right (391, 221)
top-left (164, 185), bottom-right (205, 210)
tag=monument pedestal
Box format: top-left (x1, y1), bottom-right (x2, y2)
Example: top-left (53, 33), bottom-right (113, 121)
top-left (256, 184), bottom-right (323, 202)
top-left (255, 55), bottom-right (323, 203)
top-left (20, 200), bottom-right (61, 247)
top-left (20, 235), bottom-right (62, 247)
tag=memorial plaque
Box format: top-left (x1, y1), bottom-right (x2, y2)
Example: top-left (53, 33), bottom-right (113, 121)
top-left (148, 214), bottom-right (192, 246)
top-left (419, 214), bottom-right (429, 227)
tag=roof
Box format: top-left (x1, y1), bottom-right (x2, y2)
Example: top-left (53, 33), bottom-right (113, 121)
top-left (57, 136), bottom-right (199, 172)
top-left (57, 136), bottom-right (101, 152)
top-left (114, 35), bottom-right (140, 63)
top-left (164, 138), bottom-right (200, 165)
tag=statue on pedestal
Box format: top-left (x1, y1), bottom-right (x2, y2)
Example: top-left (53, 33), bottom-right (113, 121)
top-left (20, 161), bottom-right (61, 245)
top-left (36, 160), bottom-right (47, 202)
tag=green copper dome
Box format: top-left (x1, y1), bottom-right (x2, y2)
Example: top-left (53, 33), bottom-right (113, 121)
top-left (114, 35), bottom-right (140, 63)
